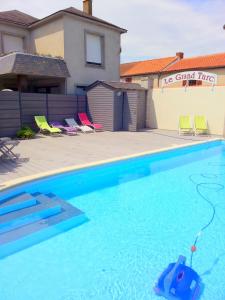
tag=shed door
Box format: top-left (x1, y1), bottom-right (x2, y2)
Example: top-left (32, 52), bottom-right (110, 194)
top-left (114, 91), bottom-right (129, 131)
top-left (122, 92), bottom-right (129, 131)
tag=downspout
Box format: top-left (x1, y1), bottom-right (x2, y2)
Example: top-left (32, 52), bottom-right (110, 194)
top-left (158, 72), bottom-right (162, 88)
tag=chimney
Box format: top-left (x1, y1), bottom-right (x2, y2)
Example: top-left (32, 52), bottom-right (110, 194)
top-left (176, 52), bottom-right (184, 59)
top-left (83, 0), bottom-right (92, 15)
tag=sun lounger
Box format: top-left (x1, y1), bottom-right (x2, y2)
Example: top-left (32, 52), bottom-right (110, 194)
top-left (49, 121), bottom-right (77, 135)
top-left (194, 115), bottom-right (209, 135)
top-left (78, 113), bottom-right (103, 131)
top-left (65, 118), bottom-right (94, 133)
top-left (0, 138), bottom-right (19, 160)
top-left (34, 116), bottom-right (61, 135)
top-left (179, 115), bottom-right (193, 135)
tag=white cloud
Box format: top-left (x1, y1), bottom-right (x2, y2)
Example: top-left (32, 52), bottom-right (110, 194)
top-left (1, 0), bottom-right (225, 62)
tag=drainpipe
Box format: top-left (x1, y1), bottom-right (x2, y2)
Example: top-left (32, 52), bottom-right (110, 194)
top-left (158, 72), bottom-right (162, 88)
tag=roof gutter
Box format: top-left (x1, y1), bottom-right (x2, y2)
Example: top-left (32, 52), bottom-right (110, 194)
top-left (162, 65), bottom-right (225, 74)
top-left (121, 71), bottom-right (162, 78)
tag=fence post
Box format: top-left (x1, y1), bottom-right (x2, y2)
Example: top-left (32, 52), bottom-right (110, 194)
top-left (76, 95), bottom-right (79, 116)
top-left (85, 95), bottom-right (88, 114)
top-left (46, 93), bottom-right (49, 121)
top-left (18, 91), bottom-right (22, 128)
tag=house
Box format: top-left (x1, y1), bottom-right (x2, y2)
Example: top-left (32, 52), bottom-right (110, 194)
top-left (121, 52), bottom-right (225, 89)
top-left (0, 0), bottom-right (126, 94)
top-left (120, 53), bottom-right (182, 89)
top-left (121, 51), bottom-right (225, 135)
top-left (160, 52), bottom-right (225, 87)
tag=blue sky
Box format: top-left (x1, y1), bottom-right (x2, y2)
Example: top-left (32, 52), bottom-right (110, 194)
top-left (1, 0), bottom-right (225, 63)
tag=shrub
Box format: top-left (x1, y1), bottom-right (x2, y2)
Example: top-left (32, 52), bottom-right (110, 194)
top-left (16, 126), bottom-right (35, 139)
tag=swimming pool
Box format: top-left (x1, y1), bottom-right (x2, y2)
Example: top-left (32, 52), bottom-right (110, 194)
top-left (1, 140), bottom-right (225, 300)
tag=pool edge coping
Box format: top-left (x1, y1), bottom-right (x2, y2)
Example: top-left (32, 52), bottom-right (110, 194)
top-left (0, 137), bottom-right (223, 193)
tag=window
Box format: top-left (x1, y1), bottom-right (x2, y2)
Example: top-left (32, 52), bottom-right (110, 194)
top-left (125, 77), bottom-right (132, 83)
top-left (189, 80), bottom-right (202, 86)
top-left (3, 34), bottom-right (24, 53)
top-left (182, 80), bottom-right (202, 87)
top-left (86, 33), bottom-right (104, 66)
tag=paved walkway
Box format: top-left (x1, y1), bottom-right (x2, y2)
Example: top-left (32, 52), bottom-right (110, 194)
top-left (0, 129), bottom-right (220, 188)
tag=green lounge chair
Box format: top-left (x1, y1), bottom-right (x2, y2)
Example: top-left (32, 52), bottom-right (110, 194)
top-left (194, 115), bottom-right (209, 135)
top-left (179, 115), bottom-right (193, 135)
top-left (34, 116), bottom-right (61, 134)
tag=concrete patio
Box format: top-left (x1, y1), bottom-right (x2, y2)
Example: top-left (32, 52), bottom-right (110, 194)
top-left (0, 129), bottom-right (221, 189)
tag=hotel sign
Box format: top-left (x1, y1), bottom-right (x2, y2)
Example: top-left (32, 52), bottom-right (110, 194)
top-left (162, 71), bottom-right (217, 86)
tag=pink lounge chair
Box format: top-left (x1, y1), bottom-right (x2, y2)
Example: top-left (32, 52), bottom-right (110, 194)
top-left (78, 113), bottom-right (103, 131)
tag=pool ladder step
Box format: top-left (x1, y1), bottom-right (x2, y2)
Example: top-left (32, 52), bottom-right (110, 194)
top-left (0, 195), bottom-right (61, 234)
top-left (0, 192), bottom-right (37, 216)
top-left (0, 192), bottom-right (87, 259)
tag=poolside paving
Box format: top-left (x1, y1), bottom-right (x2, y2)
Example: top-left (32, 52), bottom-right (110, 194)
top-left (0, 129), bottom-right (220, 188)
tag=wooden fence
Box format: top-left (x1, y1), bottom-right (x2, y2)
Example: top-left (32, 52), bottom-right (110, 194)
top-left (0, 92), bottom-right (87, 137)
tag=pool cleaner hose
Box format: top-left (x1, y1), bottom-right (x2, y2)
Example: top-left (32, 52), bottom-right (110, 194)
top-left (189, 168), bottom-right (225, 267)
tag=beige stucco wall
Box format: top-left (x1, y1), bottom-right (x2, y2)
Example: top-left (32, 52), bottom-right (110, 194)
top-left (63, 15), bottom-right (121, 94)
top-left (147, 86), bottom-right (225, 135)
top-left (122, 74), bottom-right (159, 89)
top-left (30, 18), bottom-right (64, 57)
top-left (0, 23), bottom-right (29, 53)
top-left (131, 74), bottom-right (159, 89)
top-left (160, 68), bottom-right (225, 87)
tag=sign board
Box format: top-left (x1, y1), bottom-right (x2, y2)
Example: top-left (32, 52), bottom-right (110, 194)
top-left (162, 71), bottom-right (217, 87)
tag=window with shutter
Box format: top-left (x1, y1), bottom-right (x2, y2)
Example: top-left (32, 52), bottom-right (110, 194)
top-left (3, 34), bottom-right (24, 53)
top-left (85, 33), bottom-right (104, 66)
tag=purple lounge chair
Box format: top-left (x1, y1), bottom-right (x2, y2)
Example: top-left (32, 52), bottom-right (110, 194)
top-left (50, 121), bottom-right (77, 135)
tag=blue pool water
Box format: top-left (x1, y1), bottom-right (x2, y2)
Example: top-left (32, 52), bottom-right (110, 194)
top-left (1, 140), bottom-right (225, 300)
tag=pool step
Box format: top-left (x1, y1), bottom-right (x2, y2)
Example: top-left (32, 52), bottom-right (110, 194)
top-left (0, 196), bottom-right (61, 234)
top-left (0, 192), bottom-right (87, 259)
top-left (0, 193), bottom-right (37, 216)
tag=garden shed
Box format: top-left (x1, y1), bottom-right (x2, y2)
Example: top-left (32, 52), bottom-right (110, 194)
top-left (87, 81), bottom-right (147, 132)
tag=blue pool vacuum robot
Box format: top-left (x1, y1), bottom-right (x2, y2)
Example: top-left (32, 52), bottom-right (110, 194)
top-left (154, 256), bottom-right (201, 300)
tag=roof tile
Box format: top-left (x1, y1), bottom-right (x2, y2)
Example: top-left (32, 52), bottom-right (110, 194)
top-left (0, 53), bottom-right (70, 78)
top-left (88, 80), bottom-right (146, 91)
top-left (166, 52), bottom-right (225, 72)
top-left (120, 57), bottom-right (178, 77)
top-left (0, 10), bottom-right (38, 27)
top-left (60, 7), bottom-right (126, 32)
top-left (0, 8), bottom-right (126, 32)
